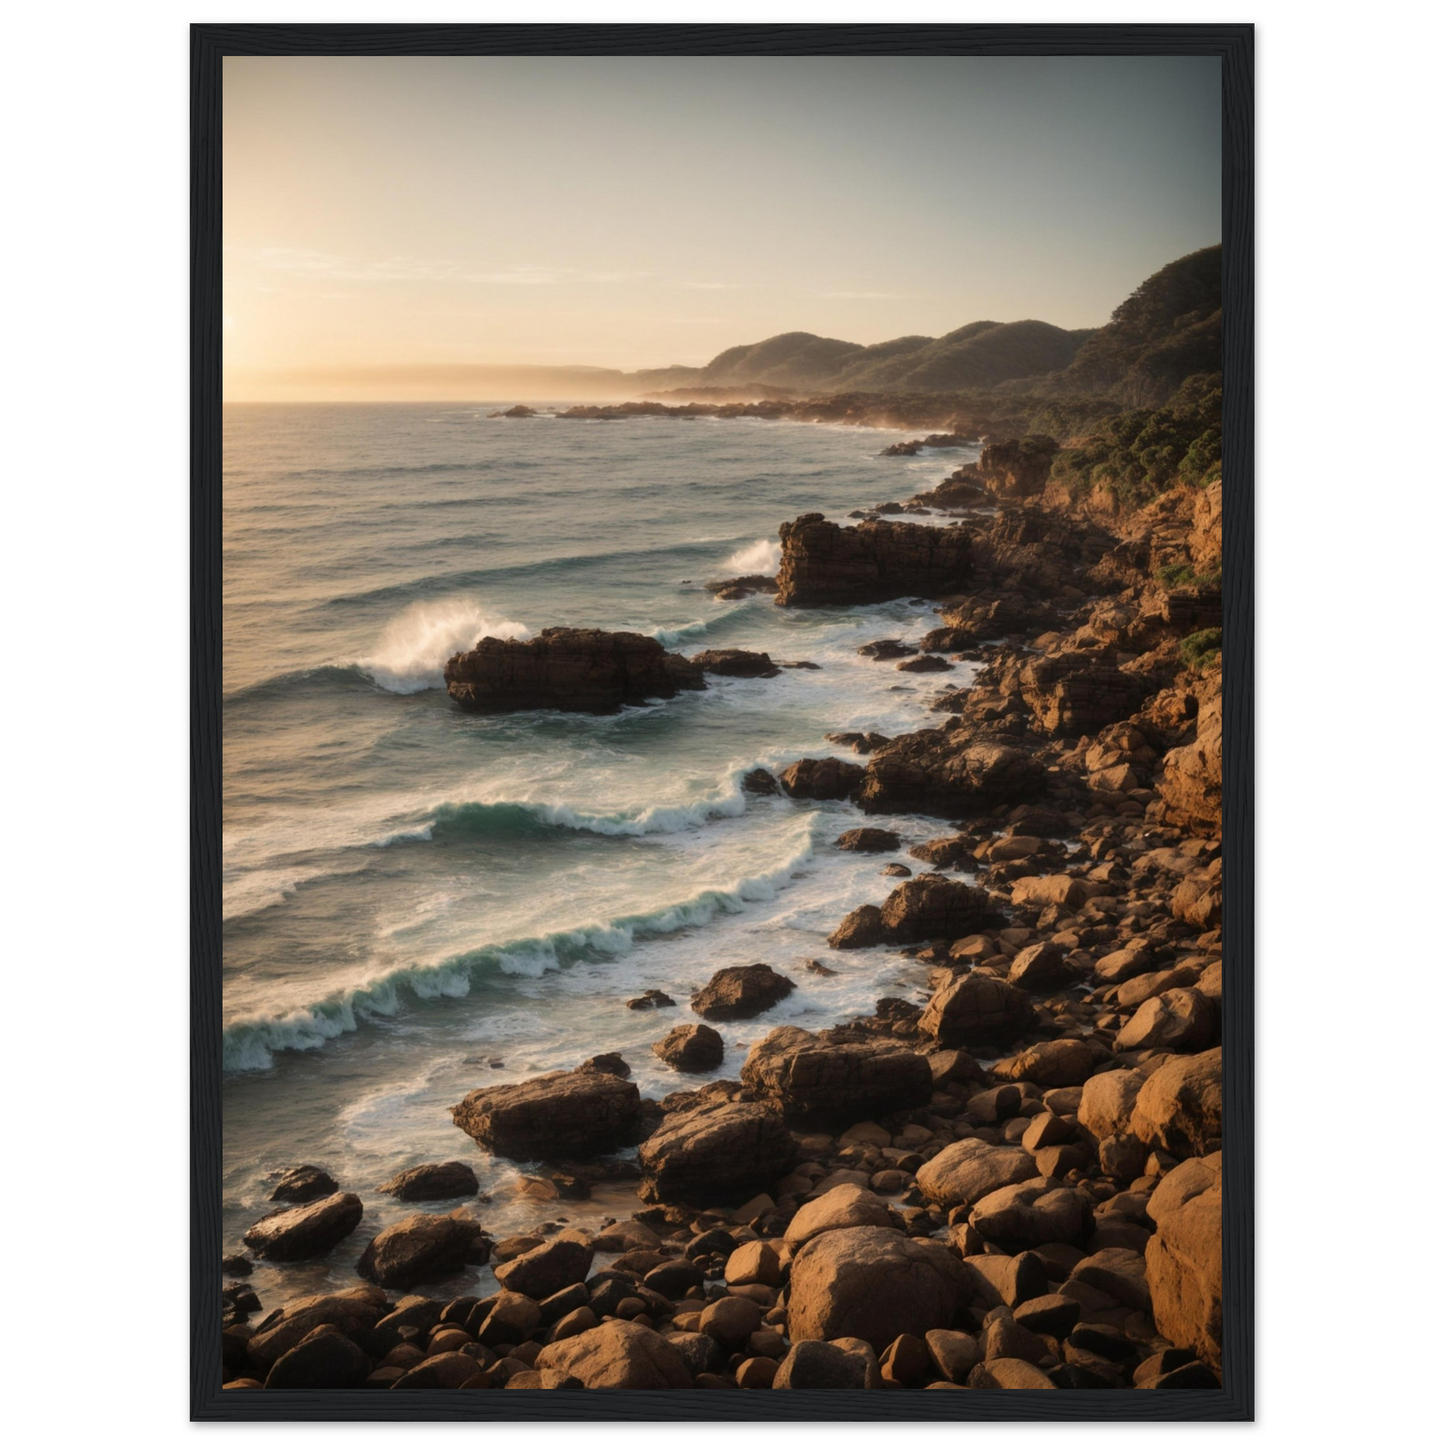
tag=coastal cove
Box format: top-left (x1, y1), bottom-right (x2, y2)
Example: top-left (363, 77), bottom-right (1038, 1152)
top-left (221, 396), bottom-right (1224, 1394)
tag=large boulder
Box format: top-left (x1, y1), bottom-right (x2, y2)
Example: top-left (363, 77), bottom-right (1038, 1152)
top-left (1159, 673), bottom-right (1223, 837)
top-left (1077, 1068), bottom-right (1144, 1141)
top-left (784, 1183), bottom-right (903, 1246)
top-left (268, 1165), bottom-right (338, 1204)
top-left (1115, 987), bottom-right (1218, 1053)
top-left (786, 1226), bottom-right (966, 1351)
top-left (915, 1138), bottom-right (1038, 1210)
top-left (1147, 1167), bottom-right (1223, 1369)
top-left (264, 1327), bottom-right (370, 1389)
top-left (877, 874), bottom-right (995, 942)
top-left (856, 732), bottom-right (1048, 818)
top-left (535, 1320), bottom-right (693, 1389)
top-left (740, 1026), bottom-right (932, 1125)
top-left (243, 1193), bottom-right (363, 1263)
top-left (378, 1161), bottom-right (479, 1202)
top-left (772, 1339), bottom-right (873, 1389)
top-left (1020, 652), bottom-right (1155, 737)
top-left (444, 627), bottom-right (704, 714)
top-left (1129, 1047), bottom-right (1223, 1157)
top-left (917, 973), bottom-right (1034, 1047)
top-left (691, 964), bottom-right (795, 1021)
top-left (968, 1181), bottom-right (1094, 1250)
top-left (774, 514), bottom-right (972, 607)
top-left (451, 1067), bottom-right (641, 1161)
top-left (493, 1236), bottom-right (594, 1300)
top-left (355, 1210), bottom-right (481, 1290)
top-left (992, 1038), bottom-right (1095, 1088)
top-left (637, 1100), bottom-right (798, 1204)
top-left (245, 1286), bottom-right (389, 1373)
top-left (778, 757), bottom-right (865, 801)
top-left (652, 1023), bottom-right (725, 1073)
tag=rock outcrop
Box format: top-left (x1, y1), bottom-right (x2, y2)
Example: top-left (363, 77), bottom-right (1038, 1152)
top-left (691, 964), bottom-right (795, 1021)
top-left (444, 628), bottom-right (705, 713)
top-left (355, 1210), bottom-right (481, 1290)
top-left (775, 514), bottom-right (972, 606)
top-left (451, 1067), bottom-right (641, 1160)
top-left (243, 1193), bottom-right (363, 1262)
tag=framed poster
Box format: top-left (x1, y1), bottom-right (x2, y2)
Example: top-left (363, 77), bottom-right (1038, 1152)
top-left (193, 22), bottom-right (1252, 1421)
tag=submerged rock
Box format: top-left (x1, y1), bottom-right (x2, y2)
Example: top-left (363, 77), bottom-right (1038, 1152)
top-left (690, 647), bottom-right (781, 678)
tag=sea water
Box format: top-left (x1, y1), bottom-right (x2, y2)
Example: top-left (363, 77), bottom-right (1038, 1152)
top-left (221, 401), bottom-right (981, 1306)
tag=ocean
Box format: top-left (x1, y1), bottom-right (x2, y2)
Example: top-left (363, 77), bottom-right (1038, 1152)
top-left (221, 401), bottom-right (982, 1306)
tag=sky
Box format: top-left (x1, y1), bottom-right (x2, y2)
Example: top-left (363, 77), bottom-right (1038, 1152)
top-left (223, 55), bottom-right (1220, 398)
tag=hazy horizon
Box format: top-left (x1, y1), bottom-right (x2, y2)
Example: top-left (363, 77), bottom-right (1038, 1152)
top-left (224, 55), bottom-right (1221, 402)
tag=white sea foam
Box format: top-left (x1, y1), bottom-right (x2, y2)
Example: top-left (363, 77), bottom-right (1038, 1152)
top-left (359, 597), bottom-right (530, 694)
top-left (721, 537), bottom-right (782, 577)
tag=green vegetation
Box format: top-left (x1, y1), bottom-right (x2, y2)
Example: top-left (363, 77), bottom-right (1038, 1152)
top-left (1179, 628), bottom-right (1223, 671)
top-left (1047, 371), bottom-right (1222, 510)
top-left (1155, 560), bottom-right (1222, 590)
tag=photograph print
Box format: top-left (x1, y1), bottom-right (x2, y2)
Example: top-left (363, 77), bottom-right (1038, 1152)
top-left (200, 29), bottom-right (1249, 1418)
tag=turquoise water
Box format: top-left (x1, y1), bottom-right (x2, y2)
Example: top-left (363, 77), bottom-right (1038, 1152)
top-left (221, 401), bottom-right (980, 1303)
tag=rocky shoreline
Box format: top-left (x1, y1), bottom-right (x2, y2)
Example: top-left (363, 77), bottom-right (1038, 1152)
top-left (221, 435), bottom-right (1225, 1395)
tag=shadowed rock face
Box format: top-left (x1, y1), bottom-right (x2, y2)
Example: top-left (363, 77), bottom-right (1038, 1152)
top-left (636, 1100), bottom-right (798, 1204)
top-left (774, 514), bottom-right (972, 606)
top-left (740, 1026), bottom-right (933, 1125)
top-left (444, 627), bottom-right (705, 713)
top-left (451, 1067), bottom-right (641, 1161)
top-left (786, 1226), bottom-right (966, 1351)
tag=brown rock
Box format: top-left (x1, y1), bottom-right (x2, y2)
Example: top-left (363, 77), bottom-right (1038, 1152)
top-left (445, 627), bottom-right (705, 714)
top-left (740, 1026), bottom-right (932, 1125)
top-left (835, 827), bottom-right (901, 853)
top-left (244, 1193), bottom-right (363, 1263)
top-left (1007, 941), bottom-right (1075, 991)
top-left (918, 973), bottom-right (1034, 1047)
top-left (1011, 875), bottom-right (1089, 911)
top-left (535, 1320), bottom-right (693, 1389)
top-left (856, 732), bottom-right (1048, 818)
top-left (390, 1351), bottom-right (484, 1389)
top-left (828, 904), bottom-right (885, 949)
top-left (1116, 988), bottom-right (1218, 1053)
top-left (778, 757), bottom-right (865, 801)
top-left (378, 1162), bottom-right (479, 1202)
top-left (356, 1211), bottom-right (481, 1290)
top-left (451, 1067), bottom-right (641, 1161)
top-left (914, 1138), bottom-right (1038, 1209)
top-left (691, 964), bottom-right (795, 1021)
top-left (246, 1287), bottom-right (389, 1373)
top-left (784, 1183), bottom-right (902, 1246)
top-left (775, 514), bottom-right (972, 607)
top-left (968, 1181), bottom-right (1094, 1250)
top-left (264, 1327), bottom-right (370, 1389)
top-left (772, 1339), bottom-right (872, 1388)
top-left (1077, 1069), bottom-right (1144, 1141)
top-left (787, 1226), bottom-right (966, 1352)
top-left (268, 1165), bottom-right (338, 1205)
top-left (652, 1024), bottom-right (725, 1073)
top-left (637, 1100), bottom-right (798, 1204)
top-left (690, 648), bottom-right (780, 678)
top-left (493, 1237), bottom-right (595, 1300)
top-left (1144, 1167), bottom-right (1225, 1369)
top-left (992, 1038), bottom-right (1094, 1088)
top-left (1129, 1048), bottom-right (1223, 1157)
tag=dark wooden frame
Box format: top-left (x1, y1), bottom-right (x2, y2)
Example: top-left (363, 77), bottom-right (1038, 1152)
top-left (192, 22), bottom-right (1252, 1422)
